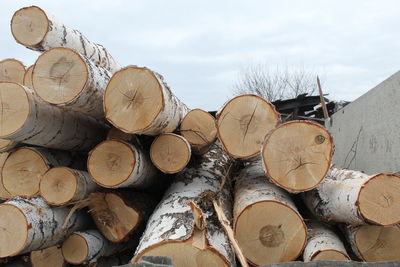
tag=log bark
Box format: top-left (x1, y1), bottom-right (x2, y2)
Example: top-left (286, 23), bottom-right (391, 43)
top-left (303, 221), bottom-right (349, 262)
top-left (2, 147), bottom-right (72, 198)
top-left (150, 133), bottom-right (191, 174)
top-left (0, 82), bottom-right (106, 150)
top-left (33, 47), bottom-right (112, 119)
top-left (233, 161), bottom-right (307, 266)
top-left (104, 66), bottom-right (189, 135)
top-left (88, 139), bottom-right (158, 188)
top-left (261, 120), bottom-right (334, 192)
top-left (303, 168), bottom-right (400, 225)
top-left (216, 94), bottom-right (280, 160)
top-left (23, 65), bottom-right (34, 89)
top-left (0, 196), bottom-right (89, 257)
top-left (179, 109), bottom-right (217, 155)
top-left (11, 6), bottom-right (121, 73)
top-left (40, 167), bottom-right (99, 206)
top-left (0, 152), bottom-right (11, 200)
top-left (132, 143), bottom-right (235, 267)
top-left (30, 245), bottom-right (67, 267)
top-left (343, 225), bottom-right (400, 262)
top-left (0, 58), bottom-right (25, 83)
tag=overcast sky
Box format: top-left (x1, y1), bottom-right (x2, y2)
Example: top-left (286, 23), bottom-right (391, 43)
top-left (1, 1), bottom-right (399, 110)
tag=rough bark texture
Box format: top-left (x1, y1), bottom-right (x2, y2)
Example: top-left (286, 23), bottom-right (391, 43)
top-left (0, 83), bottom-right (106, 151)
top-left (12, 6), bottom-right (121, 73)
top-left (303, 221), bottom-right (349, 262)
top-left (132, 143), bottom-right (235, 266)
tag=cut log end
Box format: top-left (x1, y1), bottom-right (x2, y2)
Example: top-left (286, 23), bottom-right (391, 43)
top-left (0, 83), bottom-right (30, 137)
top-left (150, 133), bottom-right (191, 174)
top-left (262, 120), bottom-right (333, 191)
top-left (33, 48), bottom-right (88, 105)
top-left (0, 59), bottom-right (26, 84)
top-left (23, 65), bottom-right (34, 89)
top-left (11, 6), bottom-right (48, 47)
top-left (40, 167), bottom-right (78, 205)
top-left (88, 140), bottom-right (136, 187)
top-left (61, 234), bottom-right (88, 264)
top-left (311, 250), bottom-right (350, 261)
top-left (3, 147), bottom-right (49, 198)
top-left (89, 192), bottom-right (140, 242)
top-left (104, 66), bottom-right (163, 133)
top-left (217, 94), bottom-right (280, 159)
top-left (31, 246), bottom-right (65, 267)
top-left (0, 204), bottom-right (28, 257)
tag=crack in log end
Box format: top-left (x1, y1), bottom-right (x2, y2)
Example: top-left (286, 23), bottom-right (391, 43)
top-left (240, 103), bottom-right (258, 142)
top-left (378, 193), bottom-right (393, 208)
top-left (285, 157), bottom-right (317, 176)
top-left (259, 225), bottom-right (285, 247)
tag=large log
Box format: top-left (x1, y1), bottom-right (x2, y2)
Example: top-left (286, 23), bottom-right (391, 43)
top-left (343, 225), bottom-right (400, 262)
top-left (132, 144), bottom-right (235, 267)
top-left (262, 120), bottom-right (334, 192)
top-left (303, 221), bottom-right (349, 262)
top-left (303, 168), bottom-right (400, 225)
top-left (40, 167), bottom-right (99, 206)
top-left (23, 65), bottom-right (34, 89)
top-left (2, 147), bottom-right (72, 198)
top-left (0, 58), bottom-right (25, 83)
top-left (0, 196), bottom-right (89, 257)
top-left (104, 66), bottom-right (189, 135)
top-left (179, 109), bottom-right (217, 154)
top-left (30, 245), bottom-right (67, 267)
top-left (88, 139), bottom-right (157, 188)
top-left (33, 47), bottom-right (111, 119)
top-left (233, 161), bottom-right (307, 266)
top-left (216, 94), bottom-right (280, 160)
top-left (149, 133), bottom-right (191, 174)
top-left (11, 6), bottom-right (121, 73)
top-left (0, 82), bottom-right (106, 150)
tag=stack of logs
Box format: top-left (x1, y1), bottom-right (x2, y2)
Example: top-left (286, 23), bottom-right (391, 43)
top-left (0, 5), bottom-right (399, 267)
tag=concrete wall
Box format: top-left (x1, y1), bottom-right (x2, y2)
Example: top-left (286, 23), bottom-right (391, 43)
top-left (326, 71), bottom-right (400, 174)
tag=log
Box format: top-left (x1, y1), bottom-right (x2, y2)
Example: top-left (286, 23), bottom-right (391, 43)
top-left (33, 47), bottom-right (112, 119)
top-left (0, 82), bottom-right (106, 150)
top-left (30, 245), bottom-right (67, 267)
top-left (2, 147), bottom-right (72, 198)
top-left (132, 143), bottom-right (235, 267)
top-left (0, 139), bottom-right (18, 153)
top-left (303, 168), bottom-right (400, 225)
top-left (11, 6), bottom-right (121, 73)
top-left (40, 167), bottom-right (99, 206)
top-left (61, 229), bottom-right (136, 264)
top-left (233, 161), bottom-right (307, 266)
top-left (104, 66), bottom-right (189, 135)
top-left (23, 65), bottom-right (34, 89)
top-left (107, 127), bottom-right (134, 142)
top-left (0, 152), bottom-right (11, 200)
top-left (0, 196), bottom-right (89, 257)
top-left (85, 190), bottom-right (156, 243)
top-left (216, 94), bottom-right (280, 160)
top-left (303, 221), bottom-right (349, 262)
top-left (149, 133), bottom-right (191, 174)
top-left (0, 58), bottom-right (25, 83)
top-left (343, 225), bottom-right (400, 262)
top-left (262, 120), bottom-right (334, 192)
top-left (88, 139), bottom-right (158, 188)
top-left (179, 109), bottom-right (217, 154)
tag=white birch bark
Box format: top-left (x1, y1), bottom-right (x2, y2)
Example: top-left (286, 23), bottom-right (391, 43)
top-left (132, 143), bottom-right (235, 266)
top-left (69, 169), bottom-right (99, 203)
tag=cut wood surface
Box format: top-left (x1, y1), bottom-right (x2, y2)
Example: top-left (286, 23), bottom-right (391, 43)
top-left (233, 161), bottom-right (307, 266)
top-left (303, 221), bottom-right (349, 262)
top-left (107, 127), bottom-right (134, 142)
top-left (132, 143), bottom-right (235, 267)
top-left (40, 167), bottom-right (99, 206)
top-left (0, 152), bottom-right (11, 200)
top-left (30, 245), bottom-right (67, 267)
top-left (88, 139), bottom-right (158, 188)
top-left (0, 58), bottom-right (25, 83)
top-left (2, 147), bottom-right (71, 198)
top-left (216, 94), bottom-right (280, 160)
top-left (344, 225), bottom-right (400, 262)
top-left (11, 6), bottom-right (121, 73)
top-left (179, 109), bottom-right (217, 154)
top-left (262, 120), bottom-right (334, 192)
top-left (33, 47), bottom-right (111, 119)
top-left (104, 66), bottom-right (189, 135)
top-left (0, 196), bottom-right (89, 257)
top-left (150, 133), bottom-right (191, 174)
top-left (0, 82), bottom-right (106, 150)
top-left (303, 168), bottom-right (400, 225)
top-left (23, 65), bottom-right (34, 89)
top-left (0, 139), bottom-right (18, 153)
